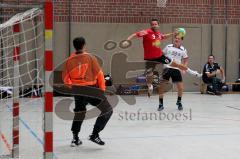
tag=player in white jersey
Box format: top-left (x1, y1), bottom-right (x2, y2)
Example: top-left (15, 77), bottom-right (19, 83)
top-left (158, 35), bottom-right (199, 111)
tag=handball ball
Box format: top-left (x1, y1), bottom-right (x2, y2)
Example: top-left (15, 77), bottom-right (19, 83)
top-left (178, 28), bottom-right (186, 37)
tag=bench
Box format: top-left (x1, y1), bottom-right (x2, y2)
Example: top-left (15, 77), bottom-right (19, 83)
top-left (200, 81), bottom-right (240, 94)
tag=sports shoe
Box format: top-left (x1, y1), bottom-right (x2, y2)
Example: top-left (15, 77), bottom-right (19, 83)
top-left (207, 90), bottom-right (215, 95)
top-left (186, 69), bottom-right (202, 78)
top-left (196, 73), bottom-right (202, 78)
top-left (147, 84), bottom-right (153, 97)
top-left (191, 71), bottom-right (202, 78)
top-left (89, 134), bottom-right (105, 145)
top-left (70, 137), bottom-right (82, 147)
top-left (158, 104), bottom-right (164, 111)
top-left (176, 102), bottom-right (183, 111)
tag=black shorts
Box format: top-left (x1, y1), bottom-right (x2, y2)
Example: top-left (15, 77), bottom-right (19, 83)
top-left (146, 55), bottom-right (172, 65)
top-left (145, 55), bottom-right (172, 70)
top-left (162, 68), bottom-right (182, 83)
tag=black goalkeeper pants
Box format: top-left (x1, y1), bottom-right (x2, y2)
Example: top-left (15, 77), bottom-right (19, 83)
top-left (71, 86), bottom-right (113, 135)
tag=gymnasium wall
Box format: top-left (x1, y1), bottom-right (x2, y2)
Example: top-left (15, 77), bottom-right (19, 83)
top-left (1, 0), bottom-right (239, 91)
top-left (53, 0), bottom-right (240, 91)
top-left (54, 23), bottom-right (239, 91)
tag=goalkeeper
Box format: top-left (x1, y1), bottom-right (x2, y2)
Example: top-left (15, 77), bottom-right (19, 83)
top-left (62, 37), bottom-right (113, 146)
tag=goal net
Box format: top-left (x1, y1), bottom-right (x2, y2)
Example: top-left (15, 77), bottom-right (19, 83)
top-left (0, 6), bottom-right (51, 159)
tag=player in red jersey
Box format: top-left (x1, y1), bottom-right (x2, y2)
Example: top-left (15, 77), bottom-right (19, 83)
top-left (123, 19), bottom-right (200, 96)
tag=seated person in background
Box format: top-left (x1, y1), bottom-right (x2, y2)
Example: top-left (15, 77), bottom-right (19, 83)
top-left (202, 55), bottom-right (225, 95)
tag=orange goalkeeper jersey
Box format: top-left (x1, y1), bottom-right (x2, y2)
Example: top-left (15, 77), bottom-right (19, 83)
top-left (62, 52), bottom-right (106, 91)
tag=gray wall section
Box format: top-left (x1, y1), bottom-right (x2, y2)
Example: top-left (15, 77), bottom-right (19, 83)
top-left (54, 22), bottom-right (70, 71)
top-left (212, 25), bottom-right (227, 69)
top-left (54, 23), bottom-right (240, 91)
top-left (226, 25), bottom-right (239, 82)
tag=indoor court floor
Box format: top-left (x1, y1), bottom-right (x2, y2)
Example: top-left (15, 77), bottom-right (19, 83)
top-left (1, 93), bottom-right (240, 159)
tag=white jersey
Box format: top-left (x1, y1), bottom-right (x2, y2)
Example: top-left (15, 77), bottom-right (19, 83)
top-left (163, 44), bottom-right (188, 70)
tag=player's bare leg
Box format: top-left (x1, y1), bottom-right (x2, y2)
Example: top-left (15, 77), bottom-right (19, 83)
top-left (158, 91), bottom-right (164, 111)
top-left (176, 82), bottom-right (184, 110)
top-left (170, 60), bottom-right (202, 77)
top-left (145, 69), bottom-right (154, 97)
top-left (157, 79), bottom-right (172, 111)
top-left (170, 60), bottom-right (188, 71)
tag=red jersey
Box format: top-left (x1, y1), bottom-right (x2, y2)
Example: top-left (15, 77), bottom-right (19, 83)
top-left (136, 29), bottom-right (166, 60)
